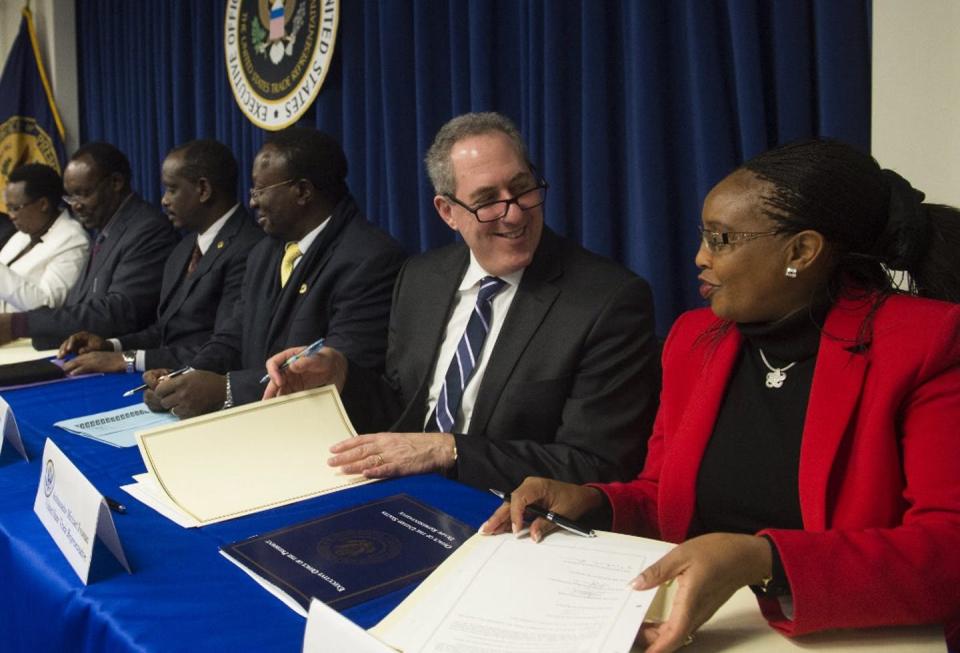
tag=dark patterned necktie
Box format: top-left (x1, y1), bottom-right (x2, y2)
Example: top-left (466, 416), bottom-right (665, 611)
top-left (185, 243), bottom-right (202, 278)
top-left (429, 276), bottom-right (507, 432)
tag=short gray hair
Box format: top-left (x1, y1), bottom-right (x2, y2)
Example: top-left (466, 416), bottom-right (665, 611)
top-left (424, 112), bottom-right (530, 196)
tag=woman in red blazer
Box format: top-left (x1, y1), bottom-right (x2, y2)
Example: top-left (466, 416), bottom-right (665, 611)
top-left (483, 140), bottom-right (960, 652)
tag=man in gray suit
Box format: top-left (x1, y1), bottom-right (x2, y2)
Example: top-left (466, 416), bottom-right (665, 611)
top-left (58, 139), bottom-right (263, 374)
top-left (0, 142), bottom-right (177, 348)
top-left (265, 112), bottom-right (660, 491)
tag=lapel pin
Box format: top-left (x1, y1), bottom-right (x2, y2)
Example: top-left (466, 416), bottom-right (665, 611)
top-left (299, 283), bottom-right (308, 294)
top-left (217, 240), bottom-right (225, 249)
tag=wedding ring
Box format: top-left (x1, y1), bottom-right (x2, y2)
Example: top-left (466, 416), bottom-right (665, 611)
top-left (683, 633), bottom-right (695, 646)
top-left (375, 454), bottom-right (384, 466)
top-left (171, 408), bottom-right (179, 418)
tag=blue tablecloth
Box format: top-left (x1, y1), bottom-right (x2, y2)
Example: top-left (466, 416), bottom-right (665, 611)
top-left (0, 373), bottom-right (500, 652)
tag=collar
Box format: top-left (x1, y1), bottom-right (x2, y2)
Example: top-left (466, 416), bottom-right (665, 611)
top-left (196, 203), bottom-right (238, 254)
top-left (458, 250), bottom-right (525, 291)
top-left (293, 214), bottom-right (331, 256)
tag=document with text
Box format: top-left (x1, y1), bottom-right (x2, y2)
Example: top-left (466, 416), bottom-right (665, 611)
top-left (370, 530), bottom-right (674, 653)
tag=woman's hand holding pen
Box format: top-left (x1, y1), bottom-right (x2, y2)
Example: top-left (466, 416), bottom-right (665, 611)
top-left (480, 477), bottom-right (606, 541)
top-left (262, 345), bottom-right (348, 399)
top-left (632, 533), bottom-right (773, 653)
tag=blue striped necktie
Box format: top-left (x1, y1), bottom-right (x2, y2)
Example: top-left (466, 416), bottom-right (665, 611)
top-left (430, 276), bottom-right (507, 432)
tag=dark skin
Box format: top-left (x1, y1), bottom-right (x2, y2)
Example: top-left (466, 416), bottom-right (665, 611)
top-left (59, 151), bottom-right (236, 375)
top-left (141, 144), bottom-right (334, 418)
top-left (480, 171), bottom-right (833, 653)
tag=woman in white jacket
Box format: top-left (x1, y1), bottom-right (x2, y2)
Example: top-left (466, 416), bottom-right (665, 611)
top-left (0, 163), bottom-right (89, 313)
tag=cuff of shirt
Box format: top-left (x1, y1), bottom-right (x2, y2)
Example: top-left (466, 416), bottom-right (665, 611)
top-left (108, 338), bottom-right (122, 352)
top-left (135, 350), bottom-right (146, 373)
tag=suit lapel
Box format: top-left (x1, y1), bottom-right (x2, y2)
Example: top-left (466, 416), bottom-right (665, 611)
top-left (84, 197), bottom-right (134, 288)
top-left (467, 230), bottom-right (562, 437)
top-left (264, 211), bottom-right (345, 348)
top-left (658, 329), bottom-right (742, 541)
top-left (798, 298), bottom-right (871, 531)
top-left (395, 246), bottom-right (468, 431)
top-left (157, 235), bottom-right (196, 316)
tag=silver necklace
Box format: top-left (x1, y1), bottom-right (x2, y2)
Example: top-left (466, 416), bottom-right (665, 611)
top-left (758, 348), bottom-right (797, 389)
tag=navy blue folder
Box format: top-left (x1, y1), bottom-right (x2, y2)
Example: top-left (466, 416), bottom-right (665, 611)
top-left (221, 493), bottom-right (475, 611)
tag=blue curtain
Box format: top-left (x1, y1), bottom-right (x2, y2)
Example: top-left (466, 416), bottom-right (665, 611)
top-left (75, 0), bottom-right (870, 334)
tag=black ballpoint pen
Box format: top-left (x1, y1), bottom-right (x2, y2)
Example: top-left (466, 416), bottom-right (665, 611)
top-left (122, 366), bottom-right (194, 397)
top-left (489, 488), bottom-right (596, 537)
top-left (104, 496), bottom-right (127, 514)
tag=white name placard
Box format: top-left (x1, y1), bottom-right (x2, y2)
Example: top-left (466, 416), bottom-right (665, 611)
top-left (32, 438), bottom-right (131, 583)
top-left (0, 395), bottom-right (28, 461)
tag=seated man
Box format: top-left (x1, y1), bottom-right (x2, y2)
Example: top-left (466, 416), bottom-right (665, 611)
top-left (264, 112), bottom-right (660, 490)
top-left (0, 163), bottom-right (89, 313)
top-left (145, 127), bottom-right (406, 417)
top-left (0, 142), bottom-right (177, 348)
top-left (59, 139), bottom-right (263, 374)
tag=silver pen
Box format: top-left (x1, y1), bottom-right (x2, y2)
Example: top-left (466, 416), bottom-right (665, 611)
top-left (259, 337), bottom-right (325, 384)
top-left (121, 366), bottom-right (194, 397)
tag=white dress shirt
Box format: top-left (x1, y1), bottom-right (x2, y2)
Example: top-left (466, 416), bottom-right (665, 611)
top-left (423, 253), bottom-right (524, 433)
top-left (0, 211), bottom-right (90, 313)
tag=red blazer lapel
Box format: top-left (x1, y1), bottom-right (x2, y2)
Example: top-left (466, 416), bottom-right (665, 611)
top-left (798, 298), bottom-right (871, 531)
top-left (659, 328), bottom-right (742, 541)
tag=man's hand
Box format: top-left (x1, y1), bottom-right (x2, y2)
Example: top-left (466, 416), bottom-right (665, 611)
top-left (480, 476), bottom-right (606, 541)
top-left (63, 351), bottom-right (125, 375)
top-left (327, 433), bottom-right (457, 478)
top-left (58, 331), bottom-right (110, 357)
top-left (142, 368), bottom-right (172, 412)
top-left (0, 314), bottom-right (13, 346)
top-left (149, 369), bottom-right (227, 419)
top-left (263, 346), bottom-right (348, 399)
top-left (632, 533), bottom-right (773, 653)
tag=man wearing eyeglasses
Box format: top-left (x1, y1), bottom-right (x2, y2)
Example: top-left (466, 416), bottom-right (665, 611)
top-left (57, 139), bottom-right (263, 375)
top-left (142, 127), bottom-right (406, 418)
top-left (264, 112), bottom-right (660, 491)
top-left (0, 143), bottom-right (176, 348)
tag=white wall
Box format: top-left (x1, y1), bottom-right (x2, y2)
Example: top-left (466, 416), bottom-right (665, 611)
top-left (872, 0), bottom-right (960, 205)
top-left (0, 0), bottom-right (79, 154)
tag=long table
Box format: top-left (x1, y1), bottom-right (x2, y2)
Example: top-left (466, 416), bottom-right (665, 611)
top-left (0, 372), bottom-right (948, 652)
top-left (0, 372), bottom-right (499, 652)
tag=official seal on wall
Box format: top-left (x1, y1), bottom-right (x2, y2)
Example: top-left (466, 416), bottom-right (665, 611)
top-left (0, 116), bottom-right (61, 213)
top-left (224, 0), bottom-right (339, 130)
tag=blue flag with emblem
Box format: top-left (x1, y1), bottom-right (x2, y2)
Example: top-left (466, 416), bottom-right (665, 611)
top-left (0, 6), bottom-right (67, 214)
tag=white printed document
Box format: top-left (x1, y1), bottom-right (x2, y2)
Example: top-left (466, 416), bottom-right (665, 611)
top-left (370, 530), bottom-right (674, 653)
top-left (55, 403), bottom-right (179, 447)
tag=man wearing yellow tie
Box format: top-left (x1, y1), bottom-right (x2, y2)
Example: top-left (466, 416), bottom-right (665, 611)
top-left (144, 127), bottom-right (406, 418)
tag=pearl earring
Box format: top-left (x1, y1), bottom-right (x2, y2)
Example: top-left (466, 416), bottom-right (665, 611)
top-left (785, 267), bottom-right (798, 278)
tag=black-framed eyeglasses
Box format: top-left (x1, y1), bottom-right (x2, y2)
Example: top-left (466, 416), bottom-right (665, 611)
top-left (445, 174), bottom-right (549, 223)
top-left (62, 175), bottom-right (110, 205)
top-left (5, 196), bottom-right (43, 214)
top-left (698, 226), bottom-right (780, 253)
top-left (249, 178), bottom-right (296, 201)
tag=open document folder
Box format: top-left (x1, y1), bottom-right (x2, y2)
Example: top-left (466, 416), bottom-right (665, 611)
top-left (120, 385), bottom-right (374, 527)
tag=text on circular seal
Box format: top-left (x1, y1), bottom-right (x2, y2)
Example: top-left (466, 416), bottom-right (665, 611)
top-left (224, 0), bottom-right (339, 130)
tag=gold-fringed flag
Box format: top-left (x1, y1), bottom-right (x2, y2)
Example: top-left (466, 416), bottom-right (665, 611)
top-left (0, 6), bottom-right (66, 213)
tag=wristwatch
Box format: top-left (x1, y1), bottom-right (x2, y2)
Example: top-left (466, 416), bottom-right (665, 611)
top-left (122, 350), bottom-right (136, 374)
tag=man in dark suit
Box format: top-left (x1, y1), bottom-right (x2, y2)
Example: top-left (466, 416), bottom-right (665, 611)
top-left (145, 127), bottom-right (406, 417)
top-left (0, 142), bottom-right (177, 348)
top-left (264, 112), bottom-right (660, 490)
top-left (57, 139), bottom-right (263, 374)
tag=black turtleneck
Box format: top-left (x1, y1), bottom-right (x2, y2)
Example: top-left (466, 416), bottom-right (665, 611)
top-left (692, 300), bottom-right (829, 539)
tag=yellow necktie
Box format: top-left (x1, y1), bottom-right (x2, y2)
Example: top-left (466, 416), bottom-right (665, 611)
top-left (280, 242), bottom-right (302, 287)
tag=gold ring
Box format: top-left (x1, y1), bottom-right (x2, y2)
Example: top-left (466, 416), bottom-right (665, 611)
top-left (683, 634), bottom-right (695, 646)
top-left (375, 454), bottom-right (384, 466)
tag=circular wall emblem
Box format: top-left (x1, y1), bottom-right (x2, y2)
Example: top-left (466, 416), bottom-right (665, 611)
top-left (314, 529), bottom-right (402, 566)
top-left (43, 459), bottom-right (55, 497)
top-left (0, 116), bottom-right (61, 213)
top-left (224, 0), bottom-right (340, 130)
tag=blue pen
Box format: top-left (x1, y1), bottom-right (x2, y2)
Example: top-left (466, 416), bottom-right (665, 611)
top-left (260, 337), bottom-right (325, 384)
